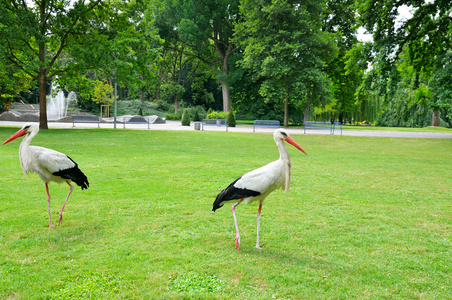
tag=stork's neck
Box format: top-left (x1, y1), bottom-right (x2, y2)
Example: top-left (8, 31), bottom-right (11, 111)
top-left (276, 139), bottom-right (291, 164)
top-left (276, 138), bottom-right (292, 192)
top-left (19, 131), bottom-right (35, 152)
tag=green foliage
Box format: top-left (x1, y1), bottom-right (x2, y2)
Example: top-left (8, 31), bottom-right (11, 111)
top-left (116, 100), bottom-right (171, 117)
top-left (138, 107), bottom-right (143, 116)
top-left (165, 113), bottom-right (182, 120)
top-left (92, 81), bottom-right (114, 105)
top-left (181, 108), bottom-right (190, 126)
top-left (193, 110), bottom-right (200, 122)
top-left (236, 0), bottom-right (336, 125)
top-left (428, 53), bottom-right (452, 120)
top-left (0, 0), bottom-right (108, 127)
top-left (206, 110), bottom-right (227, 119)
top-left (357, 0), bottom-right (452, 128)
top-left (227, 111), bottom-right (236, 127)
top-left (0, 60), bottom-right (33, 107)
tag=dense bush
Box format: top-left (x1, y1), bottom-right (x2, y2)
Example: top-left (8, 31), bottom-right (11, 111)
top-left (193, 110), bottom-right (200, 122)
top-left (165, 113), bottom-right (182, 120)
top-left (115, 100), bottom-right (173, 117)
top-left (227, 111), bottom-right (236, 127)
top-left (206, 110), bottom-right (227, 119)
top-left (376, 101), bottom-right (433, 128)
top-left (181, 108), bottom-right (190, 126)
top-left (187, 106), bottom-right (206, 120)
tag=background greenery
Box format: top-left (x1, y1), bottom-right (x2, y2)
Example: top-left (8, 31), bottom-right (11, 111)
top-left (0, 127), bottom-right (451, 298)
top-left (0, 0), bottom-right (450, 128)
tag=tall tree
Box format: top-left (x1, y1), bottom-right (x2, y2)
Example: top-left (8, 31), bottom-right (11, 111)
top-left (236, 0), bottom-right (336, 126)
top-left (322, 0), bottom-right (361, 124)
top-left (0, 0), bottom-right (107, 129)
top-left (358, 0), bottom-right (452, 126)
top-left (169, 0), bottom-right (240, 112)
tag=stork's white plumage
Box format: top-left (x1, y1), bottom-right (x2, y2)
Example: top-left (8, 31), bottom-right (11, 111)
top-left (212, 128), bottom-right (307, 250)
top-left (2, 123), bottom-right (89, 228)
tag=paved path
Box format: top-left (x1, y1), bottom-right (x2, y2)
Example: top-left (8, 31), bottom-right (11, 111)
top-left (1, 120), bottom-right (451, 139)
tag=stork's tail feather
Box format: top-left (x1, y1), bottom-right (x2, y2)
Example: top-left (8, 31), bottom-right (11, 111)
top-left (212, 176), bottom-right (261, 212)
top-left (53, 165), bottom-right (89, 190)
top-left (73, 171), bottom-right (89, 190)
top-left (212, 193), bottom-right (225, 212)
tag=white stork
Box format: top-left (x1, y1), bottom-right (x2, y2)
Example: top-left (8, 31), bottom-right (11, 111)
top-left (212, 128), bottom-right (307, 250)
top-left (2, 123), bottom-right (89, 228)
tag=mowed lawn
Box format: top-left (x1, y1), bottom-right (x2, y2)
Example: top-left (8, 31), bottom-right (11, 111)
top-left (0, 127), bottom-right (451, 299)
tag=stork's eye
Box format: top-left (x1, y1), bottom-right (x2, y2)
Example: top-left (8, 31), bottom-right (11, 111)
top-left (23, 126), bottom-right (30, 131)
top-left (281, 132), bottom-right (288, 138)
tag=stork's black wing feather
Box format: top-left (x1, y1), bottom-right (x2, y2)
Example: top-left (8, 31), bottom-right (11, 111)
top-left (52, 156), bottom-right (89, 190)
top-left (212, 176), bottom-right (261, 212)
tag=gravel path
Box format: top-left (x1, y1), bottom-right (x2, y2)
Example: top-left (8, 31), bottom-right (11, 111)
top-left (1, 120), bottom-right (451, 139)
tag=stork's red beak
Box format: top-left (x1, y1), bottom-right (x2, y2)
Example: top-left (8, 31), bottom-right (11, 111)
top-left (2, 129), bottom-right (27, 145)
top-left (285, 136), bottom-right (307, 155)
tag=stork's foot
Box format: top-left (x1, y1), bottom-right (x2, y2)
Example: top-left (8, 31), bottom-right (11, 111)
top-left (256, 244), bottom-right (262, 249)
top-left (234, 236), bottom-right (241, 251)
top-left (48, 224), bottom-right (54, 229)
top-left (58, 212), bottom-right (63, 226)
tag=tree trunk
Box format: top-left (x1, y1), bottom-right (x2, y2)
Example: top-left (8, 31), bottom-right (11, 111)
top-left (284, 92), bottom-right (289, 127)
top-left (304, 100), bottom-right (311, 124)
top-left (221, 80), bottom-right (231, 112)
top-left (432, 109), bottom-right (440, 127)
top-left (174, 93), bottom-right (179, 113)
top-left (107, 78), bottom-right (115, 100)
top-left (38, 72), bottom-right (48, 129)
top-left (338, 112), bottom-right (344, 125)
top-left (38, 34), bottom-right (48, 129)
top-left (214, 38), bottom-right (232, 112)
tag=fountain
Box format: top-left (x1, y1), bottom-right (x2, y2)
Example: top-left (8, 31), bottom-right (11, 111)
top-left (47, 90), bottom-right (76, 120)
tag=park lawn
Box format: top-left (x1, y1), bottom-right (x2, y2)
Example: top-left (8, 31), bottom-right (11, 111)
top-left (0, 127), bottom-right (451, 299)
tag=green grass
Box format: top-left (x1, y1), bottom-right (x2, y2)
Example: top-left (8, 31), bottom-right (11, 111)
top-left (0, 127), bottom-right (451, 299)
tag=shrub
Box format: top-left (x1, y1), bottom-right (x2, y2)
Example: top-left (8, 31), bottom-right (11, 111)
top-left (114, 100), bottom-right (173, 117)
top-left (227, 111), bottom-right (236, 127)
top-left (206, 110), bottom-right (227, 119)
top-left (193, 110), bottom-right (200, 122)
top-left (165, 113), bottom-right (182, 120)
top-left (181, 108), bottom-right (190, 126)
top-left (138, 107), bottom-right (143, 116)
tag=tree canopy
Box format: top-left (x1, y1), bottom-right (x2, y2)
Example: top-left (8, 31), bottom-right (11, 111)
top-left (0, 0), bottom-right (450, 128)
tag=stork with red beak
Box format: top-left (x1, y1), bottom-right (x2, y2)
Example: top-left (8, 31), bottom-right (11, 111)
top-left (2, 123), bottom-right (89, 228)
top-left (212, 128), bottom-right (307, 250)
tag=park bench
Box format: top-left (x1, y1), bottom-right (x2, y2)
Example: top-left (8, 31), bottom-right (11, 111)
top-left (253, 120), bottom-right (280, 132)
top-left (123, 116), bottom-right (150, 129)
top-left (72, 115), bottom-right (100, 128)
top-left (304, 121), bottom-right (332, 135)
top-left (332, 122), bottom-right (342, 135)
top-left (202, 119), bottom-right (228, 131)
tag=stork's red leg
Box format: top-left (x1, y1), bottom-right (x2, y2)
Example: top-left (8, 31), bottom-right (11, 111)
top-left (232, 199), bottom-right (243, 250)
top-left (59, 181), bottom-right (73, 226)
top-left (256, 203), bottom-right (263, 249)
top-left (45, 183), bottom-right (53, 229)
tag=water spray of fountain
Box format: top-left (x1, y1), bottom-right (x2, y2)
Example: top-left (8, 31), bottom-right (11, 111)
top-left (47, 90), bottom-right (77, 120)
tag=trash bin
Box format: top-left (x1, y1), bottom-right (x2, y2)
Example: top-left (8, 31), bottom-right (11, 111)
top-left (194, 122), bottom-right (201, 130)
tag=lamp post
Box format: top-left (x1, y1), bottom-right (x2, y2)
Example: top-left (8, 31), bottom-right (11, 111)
top-left (114, 81), bottom-right (117, 128)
